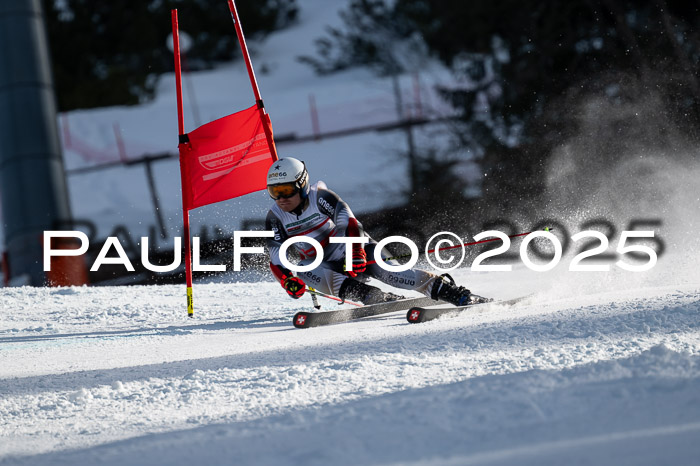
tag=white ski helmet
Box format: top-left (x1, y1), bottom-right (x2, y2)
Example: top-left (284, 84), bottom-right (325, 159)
top-left (266, 157), bottom-right (310, 200)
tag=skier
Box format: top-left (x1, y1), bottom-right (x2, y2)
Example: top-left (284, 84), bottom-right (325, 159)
top-left (265, 157), bottom-right (478, 306)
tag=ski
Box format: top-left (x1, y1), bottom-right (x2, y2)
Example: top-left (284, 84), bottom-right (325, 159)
top-left (406, 294), bottom-right (533, 324)
top-left (293, 296), bottom-right (444, 328)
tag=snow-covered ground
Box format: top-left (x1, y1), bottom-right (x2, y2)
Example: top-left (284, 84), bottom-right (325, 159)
top-left (2, 1), bottom-right (700, 464)
top-left (2, 258), bottom-right (700, 465)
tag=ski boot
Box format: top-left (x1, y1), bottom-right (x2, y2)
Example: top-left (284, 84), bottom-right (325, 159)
top-left (430, 274), bottom-right (489, 306)
top-left (339, 279), bottom-right (405, 305)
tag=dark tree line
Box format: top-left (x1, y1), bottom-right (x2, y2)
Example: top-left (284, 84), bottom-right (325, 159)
top-left (302, 0), bottom-right (700, 208)
top-left (43, 0), bottom-right (298, 111)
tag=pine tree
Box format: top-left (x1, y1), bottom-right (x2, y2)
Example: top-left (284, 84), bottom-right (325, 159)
top-left (302, 0), bottom-right (700, 203)
top-left (43, 0), bottom-right (298, 111)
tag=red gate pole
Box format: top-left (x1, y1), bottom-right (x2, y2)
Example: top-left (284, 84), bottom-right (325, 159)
top-left (172, 9), bottom-right (194, 317)
top-left (227, 0), bottom-right (278, 161)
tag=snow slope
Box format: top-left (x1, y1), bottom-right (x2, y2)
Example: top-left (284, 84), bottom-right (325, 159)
top-left (1, 263), bottom-right (699, 465)
top-left (2, 1), bottom-right (700, 464)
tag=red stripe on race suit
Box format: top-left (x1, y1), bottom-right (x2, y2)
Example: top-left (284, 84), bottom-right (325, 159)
top-left (269, 263), bottom-right (289, 284)
top-left (297, 229), bottom-right (336, 260)
top-left (347, 217), bottom-right (361, 237)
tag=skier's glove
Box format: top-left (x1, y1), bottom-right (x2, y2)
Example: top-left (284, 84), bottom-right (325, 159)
top-left (346, 245), bottom-right (367, 277)
top-left (282, 276), bottom-right (306, 299)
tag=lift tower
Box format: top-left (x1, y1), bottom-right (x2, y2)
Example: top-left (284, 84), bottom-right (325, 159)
top-left (0, 0), bottom-right (75, 286)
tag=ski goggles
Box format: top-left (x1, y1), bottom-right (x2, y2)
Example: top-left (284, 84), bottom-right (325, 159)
top-left (267, 182), bottom-right (299, 200)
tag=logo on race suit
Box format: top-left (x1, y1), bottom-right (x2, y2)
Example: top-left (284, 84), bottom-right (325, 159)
top-left (318, 197), bottom-right (335, 215)
top-left (272, 226), bottom-right (281, 241)
top-left (387, 276), bottom-right (416, 286)
top-left (301, 271), bottom-right (322, 283)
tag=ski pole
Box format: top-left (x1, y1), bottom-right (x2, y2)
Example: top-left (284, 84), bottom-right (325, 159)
top-left (307, 287), bottom-right (362, 307)
top-left (310, 291), bottom-right (321, 309)
top-left (366, 228), bottom-right (552, 266)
